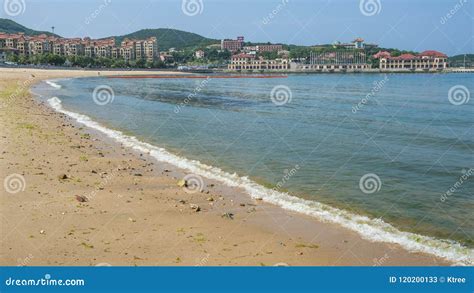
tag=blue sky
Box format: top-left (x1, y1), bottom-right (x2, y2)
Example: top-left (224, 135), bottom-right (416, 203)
top-left (2, 0), bottom-right (473, 55)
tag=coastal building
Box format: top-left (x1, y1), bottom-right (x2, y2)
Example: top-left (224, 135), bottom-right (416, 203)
top-left (256, 44), bottom-right (283, 52)
top-left (195, 50), bottom-right (205, 59)
top-left (374, 50), bottom-right (448, 71)
top-left (228, 53), bottom-right (289, 71)
top-left (0, 33), bottom-right (158, 62)
top-left (159, 53), bottom-right (174, 62)
top-left (326, 38), bottom-right (378, 50)
top-left (221, 36), bottom-right (244, 52)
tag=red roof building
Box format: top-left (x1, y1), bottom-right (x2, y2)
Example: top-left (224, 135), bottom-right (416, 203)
top-left (373, 50), bottom-right (448, 71)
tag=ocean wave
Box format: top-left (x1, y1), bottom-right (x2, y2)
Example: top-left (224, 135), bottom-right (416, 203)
top-left (45, 80), bottom-right (62, 89)
top-left (46, 95), bottom-right (474, 266)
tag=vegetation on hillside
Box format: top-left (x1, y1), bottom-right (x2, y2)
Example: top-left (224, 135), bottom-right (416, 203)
top-left (113, 28), bottom-right (219, 50)
top-left (0, 18), bottom-right (58, 37)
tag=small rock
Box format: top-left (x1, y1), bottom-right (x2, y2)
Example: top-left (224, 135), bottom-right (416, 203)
top-left (206, 197), bottom-right (214, 202)
top-left (190, 204), bottom-right (201, 212)
top-left (221, 212), bottom-right (234, 220)
top-left (58, 174), bottom-right (68, 180)
top-left (40, 230), bottom-right (45, 234)
top-left (177, 179), bottom-right (187, 187)
top-left (178, 199), bottom-right (186, 204)
top-left (91, 170), bottom-right (97, 174)
top-left (134, 173), bottom-right (142, 177)
top-left (128, 217), bottom-right (136, 222)
top-left (75, 195), bottom-right (88, 202)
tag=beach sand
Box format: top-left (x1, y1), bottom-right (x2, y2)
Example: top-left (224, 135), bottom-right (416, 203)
top-left (0, 68), bottom-right (450, 266)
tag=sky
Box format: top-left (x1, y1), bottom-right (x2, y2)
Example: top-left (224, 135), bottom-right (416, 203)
top-left (2, 0), bottom-right (473, 55)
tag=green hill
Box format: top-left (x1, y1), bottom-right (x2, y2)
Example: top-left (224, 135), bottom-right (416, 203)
top-left (449, 54), bottom-right (474, 68)
top-left (113, 28), bottom-right (219, 51)
top-left (0, 18), bottom-right (59, 37)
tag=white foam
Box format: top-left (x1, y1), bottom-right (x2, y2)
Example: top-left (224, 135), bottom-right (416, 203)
top-left (45, 80), bottom-right (62, 89)
top-left (47, 95), bottom-right (474, 266)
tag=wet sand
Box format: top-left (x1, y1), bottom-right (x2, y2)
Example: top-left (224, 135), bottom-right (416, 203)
top-left (0, 68), bottom-right (450, 266)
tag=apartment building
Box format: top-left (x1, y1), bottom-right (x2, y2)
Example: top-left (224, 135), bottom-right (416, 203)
top-left (221, 36), bottom-right (244, 52)
top-left (0, 33), bottom-right (158, 62)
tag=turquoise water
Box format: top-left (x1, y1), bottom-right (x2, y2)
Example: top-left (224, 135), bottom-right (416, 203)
top-left (34, 73), bottom-right (474, 251)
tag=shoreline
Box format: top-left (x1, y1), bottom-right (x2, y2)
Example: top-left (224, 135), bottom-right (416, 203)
top-left (0, 68), bottom-right (469, 266)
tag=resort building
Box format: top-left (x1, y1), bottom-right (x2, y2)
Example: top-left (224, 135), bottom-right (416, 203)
top-left (0, 33), bottom-right (158, 62)
top-left (374, 50), bottom-right (448, 71)
top-left (256, 44), bottom-right (283, 52)
top-left (195, 50), bottom-right (205, 59)
top-left (228, 53), bottom-right (289, 71)
top-left (221, 36), bottom-right (244, 52)
top-left (321, 38), bottom-right (378, 51)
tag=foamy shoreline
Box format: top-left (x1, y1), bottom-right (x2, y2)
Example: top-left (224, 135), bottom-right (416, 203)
top-left (1, 68), bottom-right (468, 266)
top-left (44, 90), bottom-right (473, 266)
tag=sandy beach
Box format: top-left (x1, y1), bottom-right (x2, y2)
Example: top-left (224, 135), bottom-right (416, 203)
top-left (0, 67), bottom-right (452, 266)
